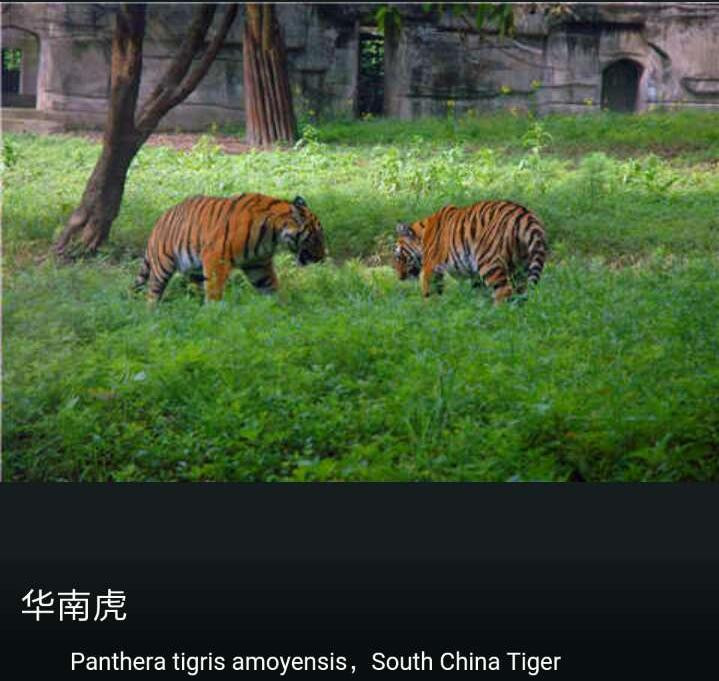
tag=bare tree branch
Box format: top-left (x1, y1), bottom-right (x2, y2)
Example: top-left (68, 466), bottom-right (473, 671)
top-left (135, 4), bottom-right (238, 134)
top-left (148, 3), bottom-right (239, 123)
top-left (53, 3), bottom-right (239, 258)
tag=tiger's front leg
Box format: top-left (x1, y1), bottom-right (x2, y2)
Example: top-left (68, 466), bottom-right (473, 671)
top-left (420, 264), bottom-right (443, 298)
top-left (202, 253), bottom-right (232, 303)
top-left (242, 262), bottom-right (278, 295)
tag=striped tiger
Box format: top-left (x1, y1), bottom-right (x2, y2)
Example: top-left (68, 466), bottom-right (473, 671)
top-left (134, 193), bottom-right (326, 303)
top-left (393, 200), bottom-right (547, 303)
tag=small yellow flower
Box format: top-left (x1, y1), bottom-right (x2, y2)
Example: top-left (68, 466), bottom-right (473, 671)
top-left (530, 80), bottom-right (542, 90)
top-left (500, 85), bottom-right (512, 95)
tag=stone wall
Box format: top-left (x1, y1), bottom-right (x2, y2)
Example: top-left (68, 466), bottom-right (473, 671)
top-left (385, 3), bottom-right (719, 117)
top-left (1, 3), bottom-right (363, 130)
top-left (2, 2), bottom-right (718, 130)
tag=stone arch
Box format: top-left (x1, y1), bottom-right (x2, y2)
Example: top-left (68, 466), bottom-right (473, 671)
top-left (1, 25), bottom-right (41, 108)
top-left (601, 58), bottom-right (643, 113)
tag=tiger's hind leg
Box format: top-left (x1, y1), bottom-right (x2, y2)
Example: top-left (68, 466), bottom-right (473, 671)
top-left (184, 270), bottom-right (205, 298)
top-left (134, 255), bottom-right (151, 292)
top-left (146, 269), bottom-right (173, 304)
top-left (484, 267), bottom-right (513, 305)
top-left (242, 262), bottom-right (278, 295)
top-left (492, 284), bottom-right (514, 304)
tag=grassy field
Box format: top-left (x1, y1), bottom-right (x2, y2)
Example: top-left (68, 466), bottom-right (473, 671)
top-left (3, 111), bottom-right (719, 481)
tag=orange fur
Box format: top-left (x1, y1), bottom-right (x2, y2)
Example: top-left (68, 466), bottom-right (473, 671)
top-left (135, 193), bottom-right (325, 303)
top-left (393, 200), bottom-right (547, 303)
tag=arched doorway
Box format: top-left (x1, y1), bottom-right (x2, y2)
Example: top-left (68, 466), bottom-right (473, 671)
top-left (601, 59), bottom-right (642, 113)
top-left (1, 26), bottom-right (40, 108)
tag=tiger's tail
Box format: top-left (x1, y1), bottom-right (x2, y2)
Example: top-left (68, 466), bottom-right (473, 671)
top-left (521, 217), bottom-right (547, 287)
top-left (134, 253), bottom-right (151, 291)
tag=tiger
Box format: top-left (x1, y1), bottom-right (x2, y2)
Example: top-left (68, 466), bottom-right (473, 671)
top-left (134, 193), bottom-right (326, 303)
top-left (393, 199), bottom-right (547, 304)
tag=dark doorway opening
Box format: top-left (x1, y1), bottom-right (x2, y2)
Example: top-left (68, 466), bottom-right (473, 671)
top-left (1, 28), bottom-right (40, 108)
top-left (2, 48), bottom-right (22, 96)
top-left (601, 59), bottom-right (642, 113)
top-left (357, 31), bottom-right (384, 117)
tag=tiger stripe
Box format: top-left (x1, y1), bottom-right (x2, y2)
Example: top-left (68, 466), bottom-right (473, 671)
top-left (134, 193), bottom-right (325, 303)
top-left (393, 200), bottom-right (547, 304)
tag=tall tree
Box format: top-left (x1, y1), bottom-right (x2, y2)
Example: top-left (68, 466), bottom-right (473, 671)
top-left (54, 3), bottom-right (238, 259)
top-left (242, 4), bottom-right (296, 147)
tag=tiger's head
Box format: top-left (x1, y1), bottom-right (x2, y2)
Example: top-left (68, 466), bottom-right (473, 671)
top-left (281, 196), bottom-right (326, 267)
top-left (393, 222), bottom-right (423, 280)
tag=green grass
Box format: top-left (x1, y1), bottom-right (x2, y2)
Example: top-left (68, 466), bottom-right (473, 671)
top-left (3, 111), bottom-right (719, 481)
top-left (311, 109), bottom-right (719, 157)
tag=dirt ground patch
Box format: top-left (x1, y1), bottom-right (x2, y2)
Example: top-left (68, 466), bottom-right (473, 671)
top-left (67, 130), bottom-right (254, 155)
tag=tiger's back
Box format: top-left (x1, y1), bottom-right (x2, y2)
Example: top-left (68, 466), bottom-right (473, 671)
top-left (394, 199), bottom-right (547, 303)
top-left (135, 193), bottom-right (325, 303)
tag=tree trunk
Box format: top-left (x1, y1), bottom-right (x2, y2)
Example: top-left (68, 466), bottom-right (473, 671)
top-left (54, 5), bottom-right (146, 258)
top-left (55, 134), bottom-right (144, 256)
top-left (243, 4), bottom-right (296, 148)
top-left (53, 3), bottom-right (238, 259)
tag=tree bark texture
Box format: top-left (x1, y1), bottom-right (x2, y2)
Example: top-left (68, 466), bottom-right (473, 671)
top-left (54, 5), bottom-right (146, 257)
top-left (54, 3), bottom-right (238, 258)
top-left (243, 4), bottom-right (296, 148)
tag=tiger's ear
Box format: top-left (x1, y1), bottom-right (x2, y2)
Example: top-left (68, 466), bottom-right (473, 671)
top-left (291, 196), bottom-right (308, 222)
top-left (396, 222), bottom-right (414, 237)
